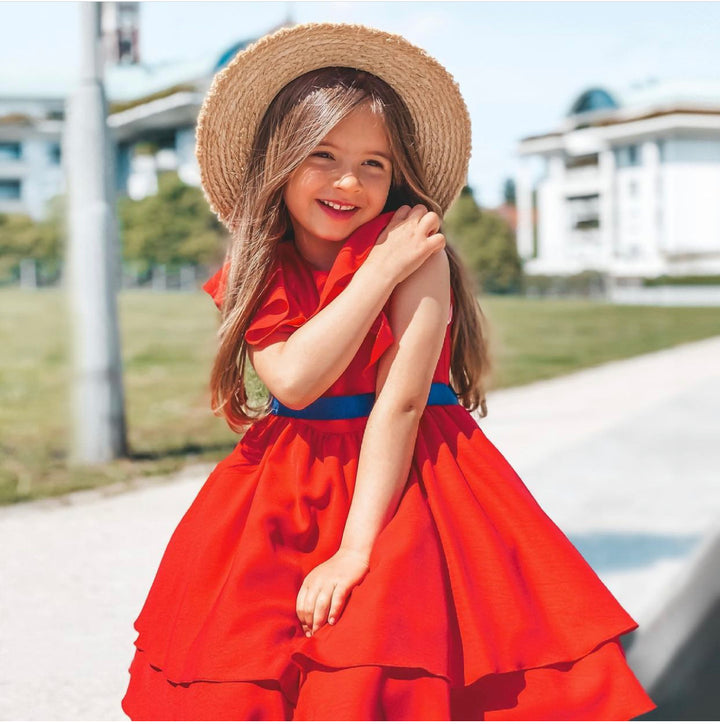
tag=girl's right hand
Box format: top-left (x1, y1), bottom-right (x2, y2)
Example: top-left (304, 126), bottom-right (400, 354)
top-left (368, 204), bottom-right (446, 285)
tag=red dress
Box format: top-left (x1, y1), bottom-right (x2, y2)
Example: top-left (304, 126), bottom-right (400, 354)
top-left (121, 212), bottom-right (656, 721)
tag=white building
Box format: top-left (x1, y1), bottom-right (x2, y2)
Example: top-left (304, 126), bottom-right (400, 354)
top-left (0, 3), bottom-right (289, 222)
top-left (516, 80), bottom-right (720, 279)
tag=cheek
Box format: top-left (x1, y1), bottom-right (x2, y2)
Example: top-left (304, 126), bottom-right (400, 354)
top-left (283, 181), bottom-right (304, 214)
top-left (285, 169), bottom-right (322, 205)
top-left (374, 178), bottom-right (393, 206)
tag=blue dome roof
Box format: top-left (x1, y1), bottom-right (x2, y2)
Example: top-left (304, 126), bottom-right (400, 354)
top-left (567, 77), bottom-right (720, 118)
top-left (568, 88), bottom-right (618, 116)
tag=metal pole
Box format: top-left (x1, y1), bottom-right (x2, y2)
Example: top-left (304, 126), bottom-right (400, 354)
top-left (64, 1), bottom-right (127, 463)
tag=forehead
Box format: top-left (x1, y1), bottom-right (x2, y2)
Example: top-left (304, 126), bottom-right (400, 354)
top-left (323, 104), bottom-right (390, 146)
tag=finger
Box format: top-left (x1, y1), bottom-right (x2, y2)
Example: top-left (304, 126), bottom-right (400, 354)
top-left (296, 585), bottom-right (312, 636)
top-left (327, 584), bottom-right (348, 625)
top-left (303, 586), bottom-right (324, 636)
top-left (385, 205), bottom-right (411, 231)
top-left (392, 204), bottom-right (412, 221)
top-left (303, 599), bottom-right (319, 634)
top-left (312, 586), bottom-right (335, 634)
top-left (425, 233), bottom-right (446, 253)
top-left (377, 206), bottom-right (410, 244)
top-left (409, 203), bottom-right (428, 218)
top-left (418, 211), bottom-right (441, 237)
top-left (295, 586), bottom-right (305, 619)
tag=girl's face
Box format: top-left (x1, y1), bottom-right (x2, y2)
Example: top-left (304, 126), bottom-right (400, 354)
top-left (283, 102), bottom-right (393, 269)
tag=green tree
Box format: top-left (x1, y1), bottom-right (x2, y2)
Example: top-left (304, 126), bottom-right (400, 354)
top-left (0, 197), bottom-right (63, 282)
top-left (118, 171), bottom-right (226, 274)
top-left (444, 185), bottom-right (523, 294)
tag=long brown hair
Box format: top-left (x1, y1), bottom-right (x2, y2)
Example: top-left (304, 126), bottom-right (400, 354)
top-left (209, 67), bottom-right (492, 432)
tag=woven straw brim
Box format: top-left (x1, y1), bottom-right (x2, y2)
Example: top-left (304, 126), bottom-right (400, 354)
top-left (195, 22), bottom-right (471, 231)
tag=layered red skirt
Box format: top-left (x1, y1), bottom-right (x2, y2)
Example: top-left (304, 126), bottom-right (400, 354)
top-left (121, 404), bottom-right (656, 720)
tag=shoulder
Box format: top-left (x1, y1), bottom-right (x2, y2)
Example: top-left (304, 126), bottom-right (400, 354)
top-left (387, 249), bottom-right (450, 335)
top-left (394, 248), bottom-right (450, 302)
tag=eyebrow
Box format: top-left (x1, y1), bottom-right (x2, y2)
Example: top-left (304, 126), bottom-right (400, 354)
top-left (318, 141), bottom-right (392, 162)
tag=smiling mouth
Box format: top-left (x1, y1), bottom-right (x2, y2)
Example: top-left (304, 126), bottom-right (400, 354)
top-left (318, 199), bottom-right (358, 211)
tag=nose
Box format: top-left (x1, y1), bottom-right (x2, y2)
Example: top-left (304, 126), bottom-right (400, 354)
top-left (333, 171), bottom-right (362, 193)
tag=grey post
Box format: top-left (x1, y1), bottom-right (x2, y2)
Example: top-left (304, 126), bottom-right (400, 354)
top-left (64, 1), bottom-right (127, 463)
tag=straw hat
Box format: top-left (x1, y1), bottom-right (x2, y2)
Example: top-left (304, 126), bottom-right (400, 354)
top-left (195, 22), bottom-right (471, 231)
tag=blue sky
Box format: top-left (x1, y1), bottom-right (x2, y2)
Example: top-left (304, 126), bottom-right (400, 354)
top-left (4, 1), bottom-right (720, 206)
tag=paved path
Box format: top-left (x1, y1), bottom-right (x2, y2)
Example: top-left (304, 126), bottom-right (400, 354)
top-left (2, 336), bottom-right (719, 720)
top-left (478, 336), bottom-right (720, 628)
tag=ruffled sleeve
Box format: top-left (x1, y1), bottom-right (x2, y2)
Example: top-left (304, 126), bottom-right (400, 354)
top-left (244, 264), bottom-right (309, 347)
top-left (202, 261), bottom-right (229, 311)
top-left (203, 212), bottom-right (399, 363)
top-left (203, 255), bottom-right (310, 346)
top-left (365, 309), bottom-right (395, 371)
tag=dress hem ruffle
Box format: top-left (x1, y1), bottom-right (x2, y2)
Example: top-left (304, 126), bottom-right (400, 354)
top-left (126, 625), bottom-right (654, 720)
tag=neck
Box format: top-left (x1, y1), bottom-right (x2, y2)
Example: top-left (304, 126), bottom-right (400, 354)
top-left (291, 232), bottom-right (343, 272)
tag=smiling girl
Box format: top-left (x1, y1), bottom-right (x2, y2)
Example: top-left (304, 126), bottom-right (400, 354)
top-left (121, 23), bottom-right (656, 722)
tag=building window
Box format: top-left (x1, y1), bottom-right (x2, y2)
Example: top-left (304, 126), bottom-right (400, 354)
top-left (657, 139), bottom-right (665, 163)
top-left (156, 130), bottom-right (176, 151)
top-left (567, 194), bottom-right (600, 230)
top-left (0, 142), bottom-right (22, 161)
top-left (0, 179), bottom-right (21, 199)
top-left (566, 153), bottom-right (599, 170)
top-left (48, 142), bottom-right (61, 165)
top-left (614, 144), bottom-right (640, 168)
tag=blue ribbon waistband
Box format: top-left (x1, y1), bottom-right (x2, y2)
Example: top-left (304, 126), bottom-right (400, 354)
top-left (270, 382), bottom-right (459, 420)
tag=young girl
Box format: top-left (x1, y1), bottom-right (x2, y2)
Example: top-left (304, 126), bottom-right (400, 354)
top-left (121, 22), bottom-right (656, 721)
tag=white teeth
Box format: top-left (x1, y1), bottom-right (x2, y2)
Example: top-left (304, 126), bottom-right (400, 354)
top-left (320, 200), bottom-right (356, 211)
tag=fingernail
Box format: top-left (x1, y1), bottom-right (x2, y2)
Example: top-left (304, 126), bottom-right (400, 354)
top-left (329, 617), bottom-right (335, 625)
top-left (305, 630), bottom-right (311, 637)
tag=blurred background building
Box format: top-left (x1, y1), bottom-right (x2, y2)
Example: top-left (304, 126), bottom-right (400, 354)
top-left (0, 2), bottom-right (288, 224)
top-left (516, 80), bottom-right (720, 280)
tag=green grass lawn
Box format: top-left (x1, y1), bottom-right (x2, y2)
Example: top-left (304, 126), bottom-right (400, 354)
top-left (2, 288), bottom-right (720, 505)
top-left (478, 296), bottom-right (720, 388)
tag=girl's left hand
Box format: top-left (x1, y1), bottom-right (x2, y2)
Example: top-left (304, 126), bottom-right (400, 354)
top-left (296, 548), bottom-right (370, 636)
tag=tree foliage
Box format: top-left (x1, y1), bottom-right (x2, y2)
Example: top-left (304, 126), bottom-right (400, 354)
top-left (0, 196), bottom-right (63, 281)
top-left (1, 172), bottom-right (228, 284)
top-left (443, 186), bottom-right (523, 294)
top-left (118, 171), bottom-right (226, 274)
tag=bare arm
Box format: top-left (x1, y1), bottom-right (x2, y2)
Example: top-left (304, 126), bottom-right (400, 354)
top-left (294, 244), bottom-right (450, 636)
top-left (339, 247), bottom-right (451, 558)
top-left (248, 256), bottom-right (394, 409)
top-left (248, 205), bottom-right (444, 409)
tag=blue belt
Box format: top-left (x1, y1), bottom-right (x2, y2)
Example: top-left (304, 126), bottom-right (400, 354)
top-left (270, 382), bottom-right (459, 420)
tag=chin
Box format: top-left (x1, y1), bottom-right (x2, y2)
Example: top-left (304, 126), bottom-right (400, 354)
top-left (315, 222), bottom-right (367, 242)
top-left (319, 232), bottom-right (357, 244)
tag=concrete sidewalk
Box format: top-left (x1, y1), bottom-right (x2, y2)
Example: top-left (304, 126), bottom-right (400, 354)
top-left (1, 336), bottom-right (718, 720)
top-left (478, 335), bottom-right (720, 626)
